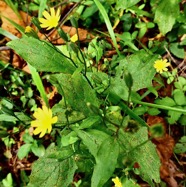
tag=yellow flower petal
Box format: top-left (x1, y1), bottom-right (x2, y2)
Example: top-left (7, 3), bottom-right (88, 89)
top-left (70, 34), bottom-right (78, 42)
top-left (39, 18), bottom-right (47, 24)
top-left (39, 8), bottom-right (60, 30)
top-left (31, 120), bottom-right (38, 127)
top-left (31, 106), bottom-right (58, 138)
top-left (33, 127), bottom-right (42, 135)
top-left (50, 7), bottom-right (55, 17)
top-left (43, 10), bottom-right (51, 20)
top-left (52, 116), bottom-right (58, 124)
top-left (154, 59), bottom-right (170, 74)
top-left (39, 129), bottom-right (46, 138)
top-left (112, 176), bottom-right (122, 187)
top-left (56, 8), bottom-right (60, 18)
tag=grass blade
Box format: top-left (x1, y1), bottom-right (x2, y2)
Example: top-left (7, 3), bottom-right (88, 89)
top-left (4, 0), bottom-right (21, 19)
top-left (0, 28), bottom-right (18, 40)
top-left (93, 0), bottom-right (120, 56)
top-left (28, 63), bottom-right (49, 108)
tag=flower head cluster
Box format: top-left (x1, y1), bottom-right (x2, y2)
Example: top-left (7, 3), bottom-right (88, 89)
top-left (25, 26), bottom-right (33, 33)
top-left (31, 106), bottom-right (58, 138)
top-left (112, 176), bottom-right (122, 187)
top-left (154, 59), bottom-right (170, 73)
top-left (39, 8), bottom-right (60, 30)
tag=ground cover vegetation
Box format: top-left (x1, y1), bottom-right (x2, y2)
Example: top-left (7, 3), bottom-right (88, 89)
top-left (0, 0), bottom-right (186, 186)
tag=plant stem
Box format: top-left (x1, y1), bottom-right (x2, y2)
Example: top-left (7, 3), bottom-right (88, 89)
top-left (133, 99), bottom-right (186, 114)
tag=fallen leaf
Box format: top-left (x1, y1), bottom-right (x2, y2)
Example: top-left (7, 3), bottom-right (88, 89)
top-left (39, 26), bottom-right (94, 44)
top-left (0, 1), bottom-right (31, 37)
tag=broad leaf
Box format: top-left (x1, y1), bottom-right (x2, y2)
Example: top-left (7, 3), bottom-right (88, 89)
top-left (17, 143), bottom-right (32, 159)
top-left (119, 127), bottom-right (161, 186)
top-left (154, 0), bottom-right (179, 35)
top-left (49, 72), bottom-right (99, 117)
top-left (109, 50), bottom-right (158, 101)
top-left (116, 0), bottom-right (141, 10)
top-left (27, 144), bottom-right (77, 187)
top-left (74, 129), bottom-right (110, 158)
top-left (7, 37), bottom-right (76, 74)
top-left (0, 114), bottom-right (17, 123)
top-left (91, 137), bottom-right (119, 187)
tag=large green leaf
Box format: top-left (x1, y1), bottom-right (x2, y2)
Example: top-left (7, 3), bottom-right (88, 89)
top-left (116, 0), bottom-right (141, 9)
top-left (154, 0), bottom-right (179, 35)
top-left (109, 50), bottom-right (158, 101)
top-left (119, 127), bottom-right (161, 186)
top-left (49, 72), bottom-right (99, 116)
top-left (7, 37), bottom-right (75, 74)
top-left (74, 129), bottom-right (110, 158)
top-left (75, 128), bottom-right (120, 186)
top-left (27, 144), bottom-right (77, 187)
top-left (91, 137), bottom-right (119, 187)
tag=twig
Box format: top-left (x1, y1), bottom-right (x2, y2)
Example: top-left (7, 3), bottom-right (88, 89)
top-left (0, 46), bottom-right (11, 51)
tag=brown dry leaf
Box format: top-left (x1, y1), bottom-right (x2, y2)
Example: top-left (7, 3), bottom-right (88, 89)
top-left (147, 116), bottom-right (175, 161)
top-left (39, 25), bottom-right (94, 44)
top-left (0, 1), bottom-right (32, 72)
top-left (0, 1), bottom-right (31, 37)
top-left (160, 159), bottom-right (185, 187)
top-left (146, 116), bottom-right (184, 186)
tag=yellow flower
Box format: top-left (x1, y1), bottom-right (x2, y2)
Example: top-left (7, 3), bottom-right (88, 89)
top-left (154, 59), bottom-right (170, 73)
top-left (70, 33), bottom-right (78, 42)
top-left (39, 8), bottom-right (60, 30)
top-left (31, 106), bottom-right (58, 138)
top-left (112, 176), bottom-right (122, 187)
top-left (25, 26), bottom-right (32, 33)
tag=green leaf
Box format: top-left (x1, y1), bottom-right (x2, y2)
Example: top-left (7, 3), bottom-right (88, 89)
top-left (148, 108), bottom-right (161, 116)
top-left (174, 136), bottom-right (186, 154)
top-left (173, 89), bottom-right (186, 105)
top-left (74, 129), bottom-right (110, 158)
top-left (93, 0), bottom-right (120, 55)
top-left (174, 77), bottom-right (186, 90)
top-left (109, 50), bottom-right (158, 101)
top-left (0, 114), bottom-right (17, 123)
top-left (167, 109), bottom-right (182, 124)
top-left (178, 114), bottom-right (186, 125)
top-left (122, 177), bottom-right (140, 187)
top-left (155, 97), bottom-right (176, 106)
top-left (169, 43), bottom-right (185, 59)
top-left (2, 173), bottom-right (13, 187)
top-left (119, 127), bottom-right (161, 186)
top-left (7, 37), bottom-right (76, 74)
top-left (52, 101), bottom-right (85, 125)
top-left (49, 72), bottom-right (99, 117)
top-left (116, 0), bottom-right (141, 9)
top-left (27, 144), bottom-right (77, 187)
top-left (0, 28), bottom-right (18, 40)
top-left (31, 144), bottom-right (45, 157)
top-left (28, 63), bottom-right (49, 107)
top-left (17, 143), bottom-right (32, 159)
top-left (38, 0), bottom-right (47, 18)
top-left (154, 0), bottom-right (179, 35)
top-left (133, 106), bottom-right (148, 116)
top-left (61, 131), bottom-right (79, 146)
top-left (91, 137), bottom-right (119, 187)
top-left (79, 115), bottom-right (102, 129)
top-left (14, 112), bottom-right (31, 123)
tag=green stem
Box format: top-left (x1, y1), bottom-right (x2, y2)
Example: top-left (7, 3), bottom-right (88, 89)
top-left (133, 99), bottom-right (186, 114)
